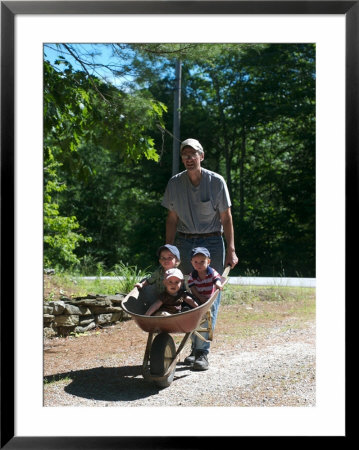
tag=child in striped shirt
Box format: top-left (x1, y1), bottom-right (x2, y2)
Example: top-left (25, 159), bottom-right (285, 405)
top-left (188, 247), bottom-right (224, 304)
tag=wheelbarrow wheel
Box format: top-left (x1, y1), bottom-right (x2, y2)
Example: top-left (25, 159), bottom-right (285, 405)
top-left (150, 333), bottom-right (176, 388)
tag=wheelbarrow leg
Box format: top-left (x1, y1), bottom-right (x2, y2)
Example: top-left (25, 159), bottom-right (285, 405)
top-left (174, 332), bottom-right (192, 360)
top-left (142, 332), bottom-right (154, 375)
top-left (193, 310), bottom-right (213, 342)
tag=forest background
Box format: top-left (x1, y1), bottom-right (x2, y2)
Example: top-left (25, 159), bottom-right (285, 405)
top-left (44, 43), bottom-right (315, 278)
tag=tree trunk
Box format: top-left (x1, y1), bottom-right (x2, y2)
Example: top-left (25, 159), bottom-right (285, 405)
top-left (239, 128), bottom-right (246, 222)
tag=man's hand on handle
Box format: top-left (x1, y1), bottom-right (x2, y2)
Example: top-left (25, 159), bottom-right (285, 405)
top-left (225, 248), bottom-right (238, 269)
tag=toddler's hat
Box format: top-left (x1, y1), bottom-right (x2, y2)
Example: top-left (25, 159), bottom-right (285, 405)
top-left (165, 268), bottom-right (184, 280)
top-left (157, 244), bottom-right (180, 261)
top-left (191, 247), bottom-right (211, 258)
top-left (180, 138), bottom-right (204, 154)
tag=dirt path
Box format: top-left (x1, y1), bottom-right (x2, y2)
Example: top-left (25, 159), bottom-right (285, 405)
top-left (44, 304), bottom-right (315, 407)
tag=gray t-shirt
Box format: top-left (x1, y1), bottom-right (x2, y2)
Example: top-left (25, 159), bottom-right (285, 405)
top-left (161, 168), bottom-right (231, 234)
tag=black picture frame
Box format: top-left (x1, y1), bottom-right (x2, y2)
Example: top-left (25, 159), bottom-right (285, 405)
top-left (1, 1), bottom-right (352, 447)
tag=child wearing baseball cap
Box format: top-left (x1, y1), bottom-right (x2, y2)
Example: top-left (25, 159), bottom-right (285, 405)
top-left (188, 247), bottom-right (225, 304)
top-left (145, 268), bottom-right (198, 316)
top-left (183, 247), bottom-right (225, 370)
top-left (135, 244), bottom-right (180, 294)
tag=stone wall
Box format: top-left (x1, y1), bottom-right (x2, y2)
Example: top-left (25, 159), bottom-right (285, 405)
top-left (44, 293), bottom-right (130, 337)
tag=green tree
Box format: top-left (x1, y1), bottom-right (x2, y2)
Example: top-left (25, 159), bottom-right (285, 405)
top-left (43, 56), bottom-right (166, 269)
top-left (43, 148), bottom-right (91, 267)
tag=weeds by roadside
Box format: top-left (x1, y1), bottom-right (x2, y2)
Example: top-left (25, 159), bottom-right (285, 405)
top-left (43, 263), bottom-right (150, 301)
top-left (217, 284), bottom-right (315, 342)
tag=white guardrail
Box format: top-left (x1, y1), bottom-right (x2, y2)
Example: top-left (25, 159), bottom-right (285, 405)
top-left (227, 277), bottom-right (316, 287)
top-left (81, 276), bottom-right (316, 288)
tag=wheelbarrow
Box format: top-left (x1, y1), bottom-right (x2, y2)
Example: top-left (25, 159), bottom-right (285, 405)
top-left (120, 266), bottom-right (230, 388)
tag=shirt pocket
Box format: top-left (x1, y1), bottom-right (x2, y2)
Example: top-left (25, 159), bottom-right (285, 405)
top-left (199, 200), bottom-right (215, 217)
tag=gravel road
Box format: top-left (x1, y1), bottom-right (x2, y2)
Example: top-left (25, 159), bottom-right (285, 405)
top-left (44, 318), bottom-right (315, 407)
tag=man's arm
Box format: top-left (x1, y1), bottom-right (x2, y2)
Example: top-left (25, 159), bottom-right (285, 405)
top-left (165, 210), bottom-right (179, 244)
top-left (220, 207), bottom-right (239, 269)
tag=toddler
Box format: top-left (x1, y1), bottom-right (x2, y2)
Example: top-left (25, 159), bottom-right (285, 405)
top-left (188, 247), bottom-right (224, 304)
top-left (145, 268), bottom-right (198, 316)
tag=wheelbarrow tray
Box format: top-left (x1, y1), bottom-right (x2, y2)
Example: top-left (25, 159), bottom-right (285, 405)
top-left (121, 285), bottom-right (221, 334)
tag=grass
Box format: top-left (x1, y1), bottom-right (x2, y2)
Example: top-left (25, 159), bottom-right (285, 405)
top-left (216, 284), bottom-right (315, 341)
top-left (43, 263), bottom-right (150, 301)
top-left (43, 374), bottom-right (72, 385)
top-left (222, 284), bottom-right (315, 306)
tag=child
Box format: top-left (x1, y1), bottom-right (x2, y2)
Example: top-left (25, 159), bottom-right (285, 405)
top-left (145, 268), bottom-right (198, 316)
top-left (188, 247), bottom-right (224, 304)
top-left (184, 247), bottom-right (225, 368)
top-left (135, 244), bottom-right (180, 294)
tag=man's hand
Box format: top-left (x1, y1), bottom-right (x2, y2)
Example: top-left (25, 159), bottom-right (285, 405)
top-left (225, 248), bottom-right (238, 269)
top-left (220, 208), bottom-right (238, 269)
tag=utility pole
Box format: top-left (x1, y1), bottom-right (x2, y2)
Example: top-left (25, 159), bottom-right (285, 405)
top-left (172, 59), bottom-right (182, 176)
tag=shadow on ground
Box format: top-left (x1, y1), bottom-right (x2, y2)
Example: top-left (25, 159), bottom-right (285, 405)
top-left (44, 364), bottom-right (191, 402)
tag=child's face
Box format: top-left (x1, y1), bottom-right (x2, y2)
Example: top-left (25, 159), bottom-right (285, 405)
top-left (191, 254), bottom-right (210, 272)
top-left (163, 277), bottom-right (182, 295)
top-left (159, 249), bottom-right (177, 270)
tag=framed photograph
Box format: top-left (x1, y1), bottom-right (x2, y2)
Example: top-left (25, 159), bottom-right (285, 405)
top-left (1, 1), bottom-right (352, 447)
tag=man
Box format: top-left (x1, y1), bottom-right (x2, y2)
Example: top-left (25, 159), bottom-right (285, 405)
top-left (161, 138), bottom-right (238, 371)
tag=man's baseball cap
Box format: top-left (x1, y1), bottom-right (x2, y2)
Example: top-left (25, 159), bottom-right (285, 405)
top-left (165, 268), bottom-right (184, 280)
top-left (180, 138), bottom-right (204, 154)
top-left (191, 247), bottom-right (211, 258)
top-left (157, 244), bottom-right (180, 261)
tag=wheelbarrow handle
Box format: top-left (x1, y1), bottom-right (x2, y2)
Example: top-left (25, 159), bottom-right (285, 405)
top-left (222, 265), bottom-right (231, 279)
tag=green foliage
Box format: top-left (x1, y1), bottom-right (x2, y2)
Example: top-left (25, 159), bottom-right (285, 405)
top-left (108, 262), bottom-right (150, 293)
top-left (43, 55), bottom-right (167, 269)
top-left (44, 148), bottom-right (91, 268)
